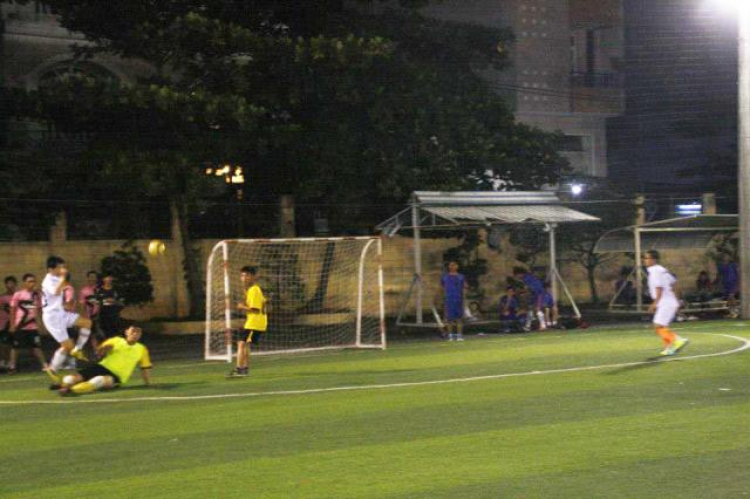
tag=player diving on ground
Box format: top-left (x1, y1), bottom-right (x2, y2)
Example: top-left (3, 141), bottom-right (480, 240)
top-left (55, 325), bottom-right (151, 396)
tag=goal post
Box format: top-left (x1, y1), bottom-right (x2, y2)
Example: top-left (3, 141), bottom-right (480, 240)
top-left (205, 236), bottom-right (386, 361)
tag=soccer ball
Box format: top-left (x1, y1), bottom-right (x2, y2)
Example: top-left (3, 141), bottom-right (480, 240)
top-left (148, 240), bottom-right (166, 257)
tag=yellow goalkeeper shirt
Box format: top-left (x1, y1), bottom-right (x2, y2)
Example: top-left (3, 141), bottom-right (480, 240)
top-left (99, 337), bottom-right (152, 384)
top-left (243, 284), bottom-right (268, 332)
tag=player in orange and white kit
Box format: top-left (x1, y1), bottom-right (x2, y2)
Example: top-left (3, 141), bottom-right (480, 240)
top-left (643, 250), bottom-right (689, 356)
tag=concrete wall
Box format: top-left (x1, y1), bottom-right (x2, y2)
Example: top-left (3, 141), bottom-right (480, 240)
top-left (0, 232), bottom-right (718, 322)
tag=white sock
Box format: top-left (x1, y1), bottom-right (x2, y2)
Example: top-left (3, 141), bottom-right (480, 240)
top-left (75, 328), bottom-right (91, 350)
top-left (89, 376), bottom-right (106, 390)
top-left (537, 311), bottom-right (546, 327)
top-left (50, 348), bottom-right (69, 371)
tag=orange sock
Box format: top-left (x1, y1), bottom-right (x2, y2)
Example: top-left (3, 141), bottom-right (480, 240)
top-left (656, 327), bottom-right (676, 346)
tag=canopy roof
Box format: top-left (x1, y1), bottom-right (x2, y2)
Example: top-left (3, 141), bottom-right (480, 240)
top-left (377, 191), bottom-right (599, 233)
top-left (594, 214), bottom-right (737, 253)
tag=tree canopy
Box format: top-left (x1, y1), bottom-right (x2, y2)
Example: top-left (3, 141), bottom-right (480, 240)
top-left (5, 0), bottom-right (570, 220)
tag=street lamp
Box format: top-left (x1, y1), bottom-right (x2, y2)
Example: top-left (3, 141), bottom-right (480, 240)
top-left (710, 0), bottom-right (750, 317)
top-left (205, 163), bottom-right (246, 236)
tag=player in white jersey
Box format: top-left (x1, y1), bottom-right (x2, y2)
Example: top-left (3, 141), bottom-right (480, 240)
top-left (644, 250), bottom-right (689, 356)
top-left (41, 256), bottom-right (93, 382)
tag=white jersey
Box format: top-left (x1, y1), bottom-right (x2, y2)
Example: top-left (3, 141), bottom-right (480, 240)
top-left (647, 264), bottom-right (678, 305)
top-left (42, 273), bottom-right (65, 313)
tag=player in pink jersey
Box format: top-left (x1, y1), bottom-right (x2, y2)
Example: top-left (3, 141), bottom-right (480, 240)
top-left (8, 274), bottom-right (47, 373)
top-left (0, 276), bottom-right (18, 371)
top-left (79, 271), bottom-right (100, 320)
top-left (79, 271), bottom-right (101, 348)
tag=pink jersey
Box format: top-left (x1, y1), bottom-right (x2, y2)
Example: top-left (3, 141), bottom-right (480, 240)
top-left (63, 285), bottom-right (76, 312)
top-left (79, 285), bottom-right (99, 318)
top-left (11, 289), bottom-right (41, 331)
top-left (0, 293), bottom-right (12, 330)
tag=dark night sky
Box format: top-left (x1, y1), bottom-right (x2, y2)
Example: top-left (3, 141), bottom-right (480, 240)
top-left (608, 0), bottom-right (738, 202)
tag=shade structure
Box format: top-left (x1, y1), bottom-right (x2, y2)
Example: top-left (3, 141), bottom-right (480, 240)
top-left (593, 214), bottom-right (738, 314)
top-left (595, 215), bottom-right (738, 254)
top-left (377, 191), bottom-right (600, 328)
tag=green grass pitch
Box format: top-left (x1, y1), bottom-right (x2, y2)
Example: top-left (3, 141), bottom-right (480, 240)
top-left (2, 321), bottom-right (750, 498)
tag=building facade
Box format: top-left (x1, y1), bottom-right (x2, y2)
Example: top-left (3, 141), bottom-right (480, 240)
top-left (426, 0), bottom-right (624, 178)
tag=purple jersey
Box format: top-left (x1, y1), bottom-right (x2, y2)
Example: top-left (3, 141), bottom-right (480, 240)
top-left (441, 273), bottom-right (465, 305)
top-left (524, 273), bottom-right (544, 296)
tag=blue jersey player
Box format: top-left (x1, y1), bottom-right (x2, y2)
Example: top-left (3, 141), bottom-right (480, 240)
top-left (513, 266), bottom-right (547, 330)
top-left (440, 261), bottom-right (467, 341)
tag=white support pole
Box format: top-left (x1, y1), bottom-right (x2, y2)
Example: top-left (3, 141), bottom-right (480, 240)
top-left (738, 5), bottom-right (750, 319)
top-left (356, 238), bottom-right (376, 347)
top-left (204, 245), bottom-right (215, 360)
top-left (553, 267), bottom-right (581, 319)
top-left (377, 237), bottom-right (387, 349)
top-left (222, 242), bottom-right (233, 363)
top-left (412, 204), bottom-right (424, 324)
top-left (548, 223), bottom-right (559, 304)
top-left (635, 228), bottom-right (643, 313)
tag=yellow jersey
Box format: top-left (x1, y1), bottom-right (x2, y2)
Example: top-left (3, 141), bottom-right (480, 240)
top-left (99, 337), bottom-right (152, 384)
top-left (243, 284), bottom-right (268, 332)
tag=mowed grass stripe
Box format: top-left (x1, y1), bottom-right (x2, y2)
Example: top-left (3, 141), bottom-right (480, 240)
top-left (388, 448), bottom-right (750, 499)
top-left (8, 402), bottom-right (750, 499)
top-left (0, 330), bottom-right (742, 404)
top-left (2, 351), bottom-right (748, 491)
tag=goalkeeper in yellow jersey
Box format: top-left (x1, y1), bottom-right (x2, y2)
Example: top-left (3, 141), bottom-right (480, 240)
top-left (55, 325), bottom-right (151, 396)
top-left (229, 266), bottom-right (267, 377)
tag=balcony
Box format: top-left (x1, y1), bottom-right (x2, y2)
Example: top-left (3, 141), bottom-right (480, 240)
top-left (570, 71), bottom-right (623, 89)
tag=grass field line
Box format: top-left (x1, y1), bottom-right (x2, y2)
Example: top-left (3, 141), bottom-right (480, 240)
top-left (0, 322), bottom-right (742, 386)
top-left (1, 332), bottom-right (748, 406)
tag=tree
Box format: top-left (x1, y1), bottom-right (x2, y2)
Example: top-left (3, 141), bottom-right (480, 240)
top-left (100, 241), bottom-right (154, 307)
top-left (557, 181), bottom-right (637, 304)
top-left (4, 0), bottom-right (571, 315)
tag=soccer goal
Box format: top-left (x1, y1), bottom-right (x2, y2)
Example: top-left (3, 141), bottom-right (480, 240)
top-left (205, 237), bottom-right (386, 361)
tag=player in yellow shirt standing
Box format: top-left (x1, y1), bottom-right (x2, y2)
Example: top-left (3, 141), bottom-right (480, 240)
top-left (230, 266), bottom-right (267, 377)
top-left (56, 325), bottom-right (151, 396)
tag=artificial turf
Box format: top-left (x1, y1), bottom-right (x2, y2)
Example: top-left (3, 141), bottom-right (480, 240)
top-left (1, 321), bottom-right (749, 498)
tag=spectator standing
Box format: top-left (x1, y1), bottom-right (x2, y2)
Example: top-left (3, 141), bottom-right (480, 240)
top-left (0, 276), bottom-right (17, 371)
top-left (441, 261), bottom-right (467, 341)
top-left (97, 273), bottom-right (123, 339)
top-left (8, 274), bottom-right (47, 373)
top-left (716, 254), bottom-right (739, 306)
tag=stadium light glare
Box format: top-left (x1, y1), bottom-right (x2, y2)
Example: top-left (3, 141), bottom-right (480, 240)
top-left (570, 183), bottom-right (584, 196)
top-left (710, 0), bottom-right (748, 13)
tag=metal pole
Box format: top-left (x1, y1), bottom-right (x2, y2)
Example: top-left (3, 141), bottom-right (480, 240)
top-left (738, 6), bottom-right (750, 318)
top-left (412, 204), bottom-right (423, 324)
top-left (548, 224), bottom-right (559, 304)
top-left (635, 227), bottom-right (643, 313)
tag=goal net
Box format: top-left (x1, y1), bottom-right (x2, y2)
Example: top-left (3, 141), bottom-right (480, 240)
top-left (205, 237), bottom-right (386, 361)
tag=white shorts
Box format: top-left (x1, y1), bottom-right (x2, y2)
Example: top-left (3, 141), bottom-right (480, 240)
top-left (43, 311), bottom-right (80, 343)
top-left (653, 301), bottom-right (679, 327)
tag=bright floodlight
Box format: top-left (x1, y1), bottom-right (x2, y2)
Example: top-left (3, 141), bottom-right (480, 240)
top-left (571, 184), bottom-right (584, 196)
top-left (711, 0), bottom-right (748, 13)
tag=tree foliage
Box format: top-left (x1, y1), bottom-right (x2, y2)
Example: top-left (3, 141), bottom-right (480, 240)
top-left (3, 0), bottom-right (572, 313)
top-left (100, 241), bottom-right (155, 307)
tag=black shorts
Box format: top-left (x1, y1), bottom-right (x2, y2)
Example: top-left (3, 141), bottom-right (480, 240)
top-left (234, 329), bottom-right (264, 345)
top-left (0, 327), bottom-right (10, 346)
top-left (11, 329), bottom-right (41, 349)
top-left (79, 364), bottom-right (120, 385)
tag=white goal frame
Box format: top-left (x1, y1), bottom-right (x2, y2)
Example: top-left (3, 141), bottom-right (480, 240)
top-left (204, 236), bottom-right (386, 361)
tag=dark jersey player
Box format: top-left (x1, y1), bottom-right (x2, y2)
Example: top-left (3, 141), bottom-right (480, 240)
top-left (440, 261), bottom-right (467, 341)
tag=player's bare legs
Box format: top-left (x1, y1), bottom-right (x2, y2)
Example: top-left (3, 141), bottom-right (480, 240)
top-left (236, 340), bottom-right (249, 370)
